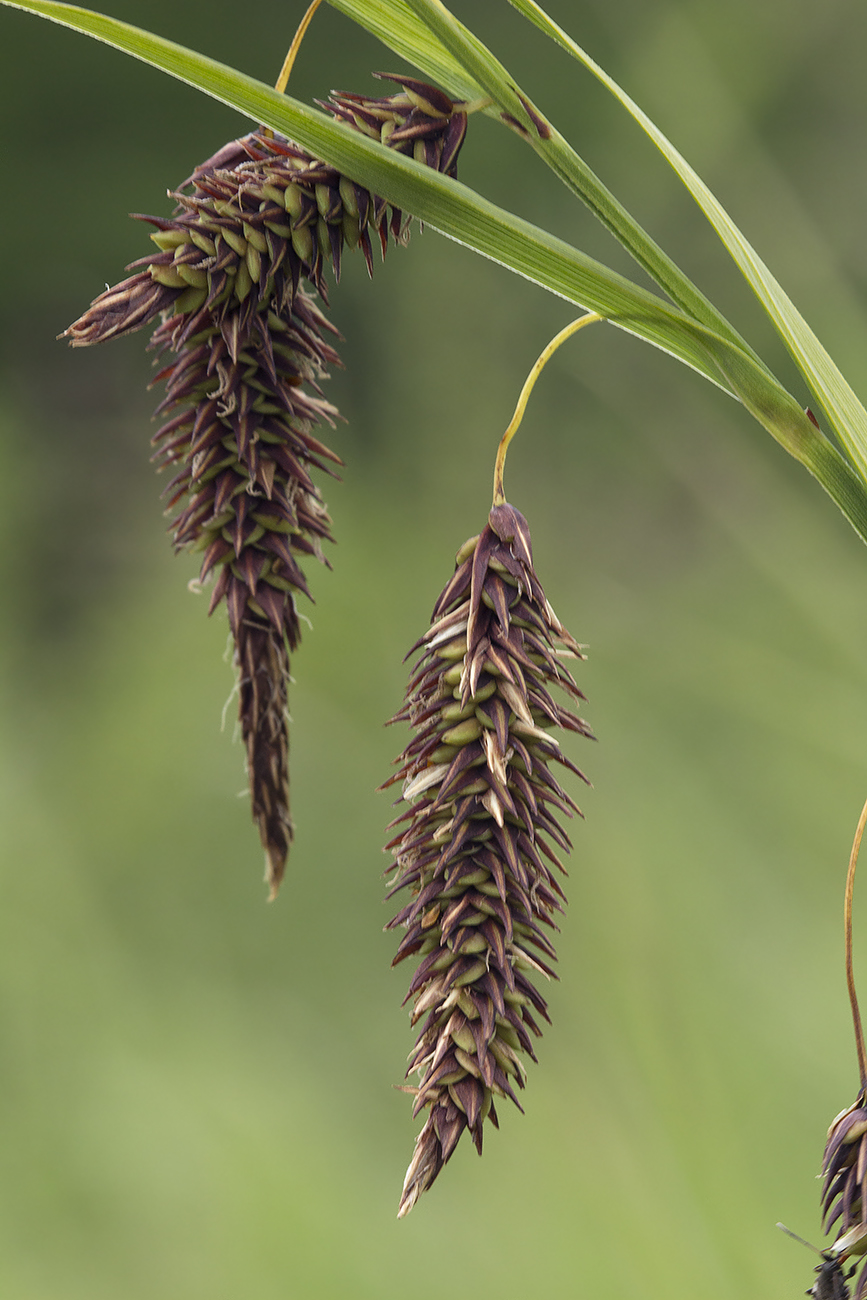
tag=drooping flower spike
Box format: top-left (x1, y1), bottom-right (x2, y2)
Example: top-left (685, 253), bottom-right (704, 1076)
top-left (62, 79), bottom-right (468, 897)
top-left (384, 315), bottom-right (601, 1216)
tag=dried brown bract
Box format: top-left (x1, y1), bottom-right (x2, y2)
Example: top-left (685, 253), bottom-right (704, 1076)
top-left (383, 502), bottom-right (594, 1215)
top-left (62, 78), bottom-right (467, 896)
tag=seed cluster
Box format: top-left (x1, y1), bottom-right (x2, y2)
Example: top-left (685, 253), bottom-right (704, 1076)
top-left (384, 502), bottom-right (593, 1215)
top-left (63, 78), bottom-right (467, 895)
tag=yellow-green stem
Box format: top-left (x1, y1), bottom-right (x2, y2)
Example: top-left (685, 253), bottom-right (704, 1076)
top-left (845, 794), bottom-right (867, 1089)
top-left (493, 311), bottom-right (602, 506)
top-left (275, 0), bottom-right (322, 95)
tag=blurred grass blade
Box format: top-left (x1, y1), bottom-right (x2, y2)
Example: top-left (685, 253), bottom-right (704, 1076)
top-left (508, 0), bottom-right (867, 479)
top-left (4, 2), bottom-right (867, 544)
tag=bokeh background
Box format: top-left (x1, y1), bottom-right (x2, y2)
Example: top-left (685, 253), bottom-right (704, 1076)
top-left (2, 0), bottom-right (867, 1296)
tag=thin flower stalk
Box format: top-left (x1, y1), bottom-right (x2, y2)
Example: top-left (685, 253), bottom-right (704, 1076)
top-left (819, 797), bottom-right (867, 1296)
top-left (62, 78), bottom-right (468, 896)
top-left (383, 501), bottom-right (593, 1215)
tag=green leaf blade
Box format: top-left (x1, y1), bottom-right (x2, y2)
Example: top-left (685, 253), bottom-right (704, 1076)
top-left (325, 0), bottom-right (484, 102)
top-left (5, 0), bottom-right (867, 544)
top-left (359, 0), bottom-right (764, 367)
top-left (0, 0), bottom-right (740, 391)
top-left (508, 0), bottom-right (867, 479)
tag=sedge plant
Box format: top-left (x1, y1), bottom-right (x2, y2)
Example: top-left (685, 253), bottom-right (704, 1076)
top-left (3, 0), bottom-right (867, 1236)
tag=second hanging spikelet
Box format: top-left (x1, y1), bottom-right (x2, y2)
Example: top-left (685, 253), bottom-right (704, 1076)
top-left (384, 502), bottom-right (594, 1216)
top-left (62, 78), bottom-right (468, 896)
top-left (820, 1093), bottom-right (867, 1296)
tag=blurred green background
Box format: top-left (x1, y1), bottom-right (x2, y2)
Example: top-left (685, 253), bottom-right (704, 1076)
top-left (2, 0), bottom-right (867, 1296)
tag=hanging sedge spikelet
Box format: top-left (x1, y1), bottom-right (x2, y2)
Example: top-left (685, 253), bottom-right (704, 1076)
top-left (383, 502), bottom-right (594, 1216)
top-left (62, 78), bottom-right (467, 897)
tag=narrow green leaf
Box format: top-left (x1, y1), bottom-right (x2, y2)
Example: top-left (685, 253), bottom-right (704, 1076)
top-left (508, 0), bottom-right (867, 480)
top-left (330, 0), bottom-right (867, 540)
top-left (4, 0), bottom-right (867, 544)
top-left (333, 0), bottom-right (764, 368)
top-left (325, 0), bottom-right (485, 103)
top-left (0, 0), bottom-right (739, 392)
top-left (327, 0), bottom-right (867, 540)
